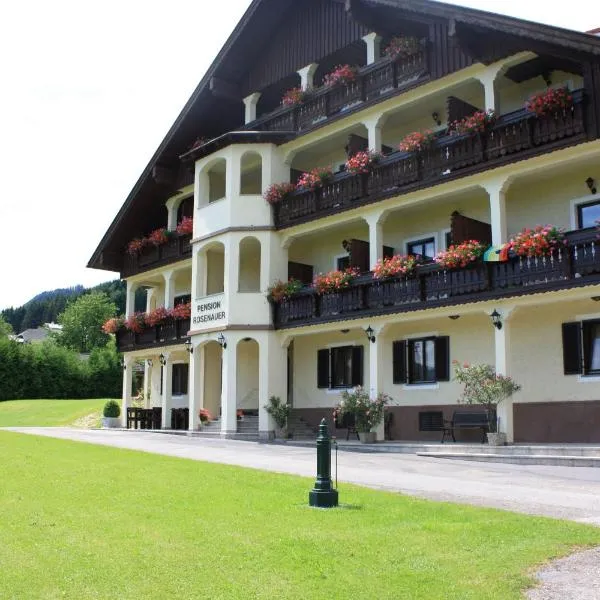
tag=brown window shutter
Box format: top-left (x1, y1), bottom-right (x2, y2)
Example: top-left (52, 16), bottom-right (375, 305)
top-left (288, 261), bottom-right (313, 286)
top-left (351, 346), bottom-right (364, 387)
top-left (434, 336), bottom-right (450, 382)
top-left (383, 245), bottom-right (395, 260)
top-left (450, 212), bottom-right (492, 246)
top-left (562, 322), bottom-right (583, 375)
top-left (392, 340), bottom-right (407, 384)
top-left (348, 239), bottom-right (370, 273)
top-left (317, 349), bottom-right (330, 388)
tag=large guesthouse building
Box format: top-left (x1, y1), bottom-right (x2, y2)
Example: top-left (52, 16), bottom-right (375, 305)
top-left (90, 0), bottom-right (600, 443)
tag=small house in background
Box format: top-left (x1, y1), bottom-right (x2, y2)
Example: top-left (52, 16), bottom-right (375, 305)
top-left (11, 323), bottom-right (62, 344)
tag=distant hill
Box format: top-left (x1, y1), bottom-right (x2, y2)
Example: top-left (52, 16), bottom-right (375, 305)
top-left (2, 280), bottom-right (146, 334)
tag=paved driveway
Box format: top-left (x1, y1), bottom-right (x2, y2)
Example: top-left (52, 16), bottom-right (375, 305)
top-left (6, 427), bottom-right (600, 525)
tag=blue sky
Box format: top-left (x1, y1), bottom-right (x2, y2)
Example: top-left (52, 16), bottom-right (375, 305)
top-left (0, 0), bottom-right (598, 309)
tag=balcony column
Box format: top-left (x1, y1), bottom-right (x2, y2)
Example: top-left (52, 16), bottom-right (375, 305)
top-left (143, 359), bottom-right (152, 408)
top-left (490, 307), bottom-right (516, 442)
top-left (368, 326), bottom-right (386, 441)
top-left (243, 92), bottom-right (261, 125)
top-left (125, 281), bottom-right (138, 318)
top-left (365, 210), bottom-right (386, 269)
top-left (224, 237), bottom-right (240, 297)
top-left (145, 287), bottom-right (156, 313)
top-left (362, 32), bottom-right (382, 65)
top-left (363, 115), bottom-right (387, 152)
top-left (220, 337), bottom-right (238, 434)
top-left (258, 333), bottom-right (288, 441)
top-left (121, 356), bottom-right (134, 427)
top-left (163, 269), bottom-right (176, 310)
top-left (188, 343), bottom-right (203, 431)
top-left (161, 352), bottom-right (173, 429)
top-left (484, 179), bottom-right (510, 246)
top-left (191, 246), bottom-right (206, 305)
top-left (297, 63), bottom-right (318, 91)
top-left (165, 197), bottom-right (178, 231)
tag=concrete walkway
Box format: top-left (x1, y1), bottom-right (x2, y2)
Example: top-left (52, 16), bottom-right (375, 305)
top-left (6, 427), bottom-right (600, 526)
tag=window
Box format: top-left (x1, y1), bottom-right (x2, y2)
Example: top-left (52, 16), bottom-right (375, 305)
top-left (336, 255), bottom-right (350, 271)
top-left (393, 336), bottom-right (450, 385)
top-left (562, 320), bottom-right (600, 376)
top-left (317, 346), bottom-right (363, 389)
top-left (172, 364), bottom-right (189, 395)
top-left (407, 237), bottom-right (435, 261)
top-left (174, 294), bottom-right (191, 307)
top-left (577, 200), bottom-right (600, 229)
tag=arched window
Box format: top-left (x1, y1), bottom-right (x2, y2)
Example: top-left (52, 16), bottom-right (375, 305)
top-left (238, 237), bottom-right (261, 292)
top-left (240, 152), bottom-right (262, 195)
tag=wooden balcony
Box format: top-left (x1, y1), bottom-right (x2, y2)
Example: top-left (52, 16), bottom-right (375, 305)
top-left (247, 50), bottom-right (429, 134)
top-left (116, 318), bottom-right (191, 353)
top-left (122, 233), bottom-right (192, 277)
top-left (274, 91), bottom-right (587, 229)
top-left (272, 229), bottom-right (600, 329)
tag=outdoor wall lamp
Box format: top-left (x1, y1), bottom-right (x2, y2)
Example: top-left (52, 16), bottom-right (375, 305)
top-left (586, 177), bottom-right (597, 194)
top-left (490, 309), bottom-right (503, 330)
top-left (365, 325), bottom-right (376, 343)
top-left (217, 333), bottom-right (227, 349)
top-left (185, 339), bottom-right (194, 354)
top-left (431, 111), bottom-right (441, 126)
top-left (159, 353), bottom-right (167, 366)
top-left (120, 357), bottom-right (126, 370)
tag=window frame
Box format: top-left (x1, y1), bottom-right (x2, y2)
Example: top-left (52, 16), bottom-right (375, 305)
top-left (393, 336), bottom-right (450, 386)
top-left (172, 363), bottom-right (189, 396)
top-left (317, 345), bottom-right (364, 390)
top-left (583, 319), bottom-right (600, 376)
top-left (405, 235), bottom-right (437, 262)
top-left (577, 199), bottom-right (600, 230)
top-left (407, 336), bottom-right (438, 385)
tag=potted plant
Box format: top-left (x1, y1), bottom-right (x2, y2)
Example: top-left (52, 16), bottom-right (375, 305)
top-left (525, 87), bottom-right (573, 117)
top-left (264, 395), bottom-right (291, 439)
top-left (323, 64), bottom-right (358, 88)
top-left (453, 361), bottom-right (521, 445)
top-left (434, 240), bottom-right (487, 270)
top-left (296, 166), bottom-right (333, 191)
top-left (102, 400), bottom-right (121, 428)
top-left (333, 386), bottom-right (393, 443)
top-left (267, 278), bottom-right (303, 303)
top-left (344, 150), bottom-right (383, 175)
top-left (506, 225), bottom-right (567, 258)
top-left (312, 267), bottom-right (360, 295)
top-left (281, 87), bottom-right (306, 107)
top-left (398, 130), bottom-right (435, 153)
top-left (176, 216), bottom-right (194, 235)
top-left (263, 182), bottom-right (297, 205)
top-left (449, 110), bottom-right (496, 135)
top-left (373, 254), bottom-right (420, 279)
top-left (102, 316), bottom-right (124, 334)
top-left (384, 36), bottom-right (421, 60)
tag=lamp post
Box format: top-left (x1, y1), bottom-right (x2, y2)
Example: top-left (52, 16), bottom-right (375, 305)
top-left (309, 419), bottom-right (339, 508)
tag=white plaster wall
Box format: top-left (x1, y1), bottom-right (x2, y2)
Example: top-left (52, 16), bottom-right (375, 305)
top-left (238, 238), bottom-right (261, 292)
top-left (228, 292), bottom-right (270, 325)
top-left (236, 340), bottom-right (259, 409)
top-left (203, 343), bottom-right (222, 417)
top-left (206, 250), bottom-right (225, 295)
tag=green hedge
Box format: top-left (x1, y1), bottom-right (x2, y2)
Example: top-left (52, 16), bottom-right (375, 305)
top-left (0, 338), bottom-right (121, 401)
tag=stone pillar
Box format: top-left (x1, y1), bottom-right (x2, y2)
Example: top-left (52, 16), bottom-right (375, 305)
top-left (163, 270), bottom-right (176, 310)
top-left (220, 338), bottom-right (237, 434)
top-left (143, 359), bottom-right (152, 408)
top-left (258, 333), bottom-right (288, 441)
top-left (368, 328), bottom-right (386, 441)
top-left (161, 353), bottom-right (173, 429)
top-left (125, 281), bottom-right (138, 318)
top-left (145, 287), bottom-right (156, 313)
top-left (492, 307), bottom-right (515, 442)
top-left (224, 236), bottom-right (240, 296)
top-left (188, 344), bottom-right (204, 431)
top-left (165, 197), bottom-right (178, 231)
top-left (362, 32), bottom-right (382, 65)
top-left (121, 356), bottom-right (134, 427)
top-left (243, 92), bottom-right (261, 125)
top-left (365, 211), bottom-right (386, 269)
top-left (297, 63), bottom-right (318, 91)
top-left (364, 115), bottom-right (385, 152)
top-left (485, 180), bottom-right (509, 246)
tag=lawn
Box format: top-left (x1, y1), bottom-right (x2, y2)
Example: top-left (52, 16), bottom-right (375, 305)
top-left (1, 432), bottom-right (600, 599)
top-left (0, 398), bottom-right (114, 427)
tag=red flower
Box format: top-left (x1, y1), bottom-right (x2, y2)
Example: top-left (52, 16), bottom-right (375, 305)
top-left (398, 130), bottom-right (435, 153)
top-left (323, 64), bottom-right (358, 87)
top-left (176, 216), bottom-right (194, 235)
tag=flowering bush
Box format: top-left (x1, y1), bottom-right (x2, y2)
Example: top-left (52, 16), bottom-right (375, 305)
top-left (267, 279), bottom-right (303, 302)
top-left (313, 267), bottom-right (360, 294)
top-left (323, 64), bottom-right (358, 87)
top-left (263, 182), bottom-right (296, 205)
top-left (102, 317), bottom-right (124, 334)
top-left (526, 87), bottom-right (573, 117)
top-left (333, 386), bottom-right (393, 432)
top-left (148, 228), bottom-right (171, 246)
top-left (398, 130), bottom-right (435, 153)
top-left (170, 302), bottom-right (191, 320)
top-left (453, 361), bottom-right (521, 432)
top-left (127, 238), bottom-right (148, 255)
top-left (282, 87), bottom-right (306, 107)
top-left (434, 240), bottom-right (487, 269)
top-left (296, 166), bottom-right (333, 190)
top-left (506, 225), bottom-right (566, 258)
top-left (176, 216), bottom-right (194, 235)
top-left (345, 150), bottom-right (382, 175)
top-left (373, 254), bottom-right (420, 279)
top-left (124, 312), bottom-right (146, 333)
top-left (384, 36), bottom-right (420, 60)
top-left (145, 306), bottom-right (170, 327)
top-left (449, 110), bottom-right (496, 135)
top-left (199, 408), bottom-right (213, 423)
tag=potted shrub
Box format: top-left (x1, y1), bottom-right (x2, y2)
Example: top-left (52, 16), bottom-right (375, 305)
top-left (333, 386), bottom-right (393, 443)
top-left (264, 396), bottom-right (291, 439)
top-left (453, 361), bottom-right (521, 445)
top-left (434, 240), bottom-right (487, 270)
top-left (102, 400), bottom-right (121, 428)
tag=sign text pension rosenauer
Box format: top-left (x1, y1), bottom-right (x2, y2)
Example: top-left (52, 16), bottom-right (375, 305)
top-left (192, 299), bottom-right (226, 325)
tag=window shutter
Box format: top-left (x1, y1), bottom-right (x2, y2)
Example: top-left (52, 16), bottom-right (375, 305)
top-left (348, 239), bottom-right (370, 273)
top-left (317, 349), bottom-right (330, 388)
top-left (434, 336), bottom-right (450, 381)
top-left (392, 340), bottom-right (407, 384)
top-left (351, 346), bottom-right (364, 387)
top-left (562, 322), bottom-right (583, 375)
top-left (383, 245), bottom-right (395, 260)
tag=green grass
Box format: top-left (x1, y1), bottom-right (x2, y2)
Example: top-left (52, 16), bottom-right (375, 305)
top-left (1, 432), bottom-right (599, 599)
top-left (0, 399), bottom-right (114, 427)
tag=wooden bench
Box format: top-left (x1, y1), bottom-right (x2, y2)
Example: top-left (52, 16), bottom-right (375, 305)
top-left (444, 411), bottom-right (493, 443)
top-left (127, 407), bottom-right (162, 430)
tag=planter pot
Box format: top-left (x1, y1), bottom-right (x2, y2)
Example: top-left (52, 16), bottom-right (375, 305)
top-left (275, 426), bottom-right (288, 440)
top-left (487, 432), bottom-right (506, 446)
top-left (358, 431), bottom-right (377, 444)
top-left (102, 417), bottom-right (121, 429)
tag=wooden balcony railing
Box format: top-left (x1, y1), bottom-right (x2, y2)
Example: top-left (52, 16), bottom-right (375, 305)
top-left (274, 90), bottom-right (586, 229)
top-left (116, 318), bottom-right (191, 353)
top-left (122, 233), bottom-right (192, 277)
top-left (272, 229), bottom-right (600, 329)
top-left (246, 50), bottom-right (429, 134)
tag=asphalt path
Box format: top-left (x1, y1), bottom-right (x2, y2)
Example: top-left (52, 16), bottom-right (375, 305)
top-left (5, 427), bottom-right (600, 525)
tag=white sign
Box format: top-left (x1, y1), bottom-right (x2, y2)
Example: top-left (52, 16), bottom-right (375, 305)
top-left (192, 294), bottom-right (227, 329)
